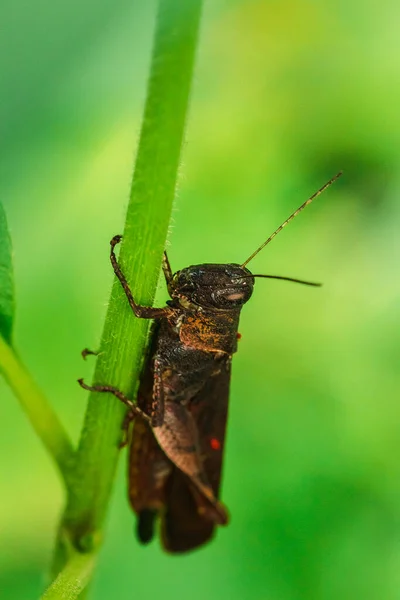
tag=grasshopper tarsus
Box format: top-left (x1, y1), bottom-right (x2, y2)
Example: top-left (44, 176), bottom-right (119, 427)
top-left (81, 348), bottom-right (99, 361)
top-left (110, 234), bottom-right (123, 249)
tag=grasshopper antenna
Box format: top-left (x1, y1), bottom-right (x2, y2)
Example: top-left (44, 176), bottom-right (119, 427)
top-left (246, 274), bottom-right (321, 286)
top-left (241, 172), bottom-right (343, 268)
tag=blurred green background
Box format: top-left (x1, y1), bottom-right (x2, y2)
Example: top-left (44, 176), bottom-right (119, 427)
top-left (1, 0), bottom-right (400, 598)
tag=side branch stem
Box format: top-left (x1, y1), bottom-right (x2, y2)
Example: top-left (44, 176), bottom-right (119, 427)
top-left (0, 336), bottom-right (74, 483)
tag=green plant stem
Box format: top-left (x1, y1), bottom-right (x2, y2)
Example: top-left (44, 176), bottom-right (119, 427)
top-left (0, 336), bottom-right (74, 482)
top-left (48, 0), bottom-right (203, 590)
top-left (42, 550), bottom-right (96, 600)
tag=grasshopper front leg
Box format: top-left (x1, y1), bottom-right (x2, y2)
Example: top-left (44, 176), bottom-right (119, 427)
top-left (110, 235), bottom-right (174, 320)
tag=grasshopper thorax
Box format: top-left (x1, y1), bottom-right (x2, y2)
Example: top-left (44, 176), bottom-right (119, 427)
top-left (168, 263), bottom-right (255, 310)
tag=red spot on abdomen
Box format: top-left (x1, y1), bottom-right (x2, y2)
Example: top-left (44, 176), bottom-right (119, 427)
top-left (236, 332), bottom-right (242, 340)
top-left (210, 438), bottom-right (221, 451)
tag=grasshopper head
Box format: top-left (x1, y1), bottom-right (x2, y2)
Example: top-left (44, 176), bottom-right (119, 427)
top-left (169, 263), bottom-right (254, 310)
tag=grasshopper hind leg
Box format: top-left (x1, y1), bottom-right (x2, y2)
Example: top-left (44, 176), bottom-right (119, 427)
top-left (137, 509), bottom-right (157, 544)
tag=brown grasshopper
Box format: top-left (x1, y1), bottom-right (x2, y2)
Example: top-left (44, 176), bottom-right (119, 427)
top-left (79, 172), bottom-right (342, 552)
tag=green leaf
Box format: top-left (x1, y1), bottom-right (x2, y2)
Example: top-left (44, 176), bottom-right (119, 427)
top-left (0, 202), bottom-right (14, 344)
